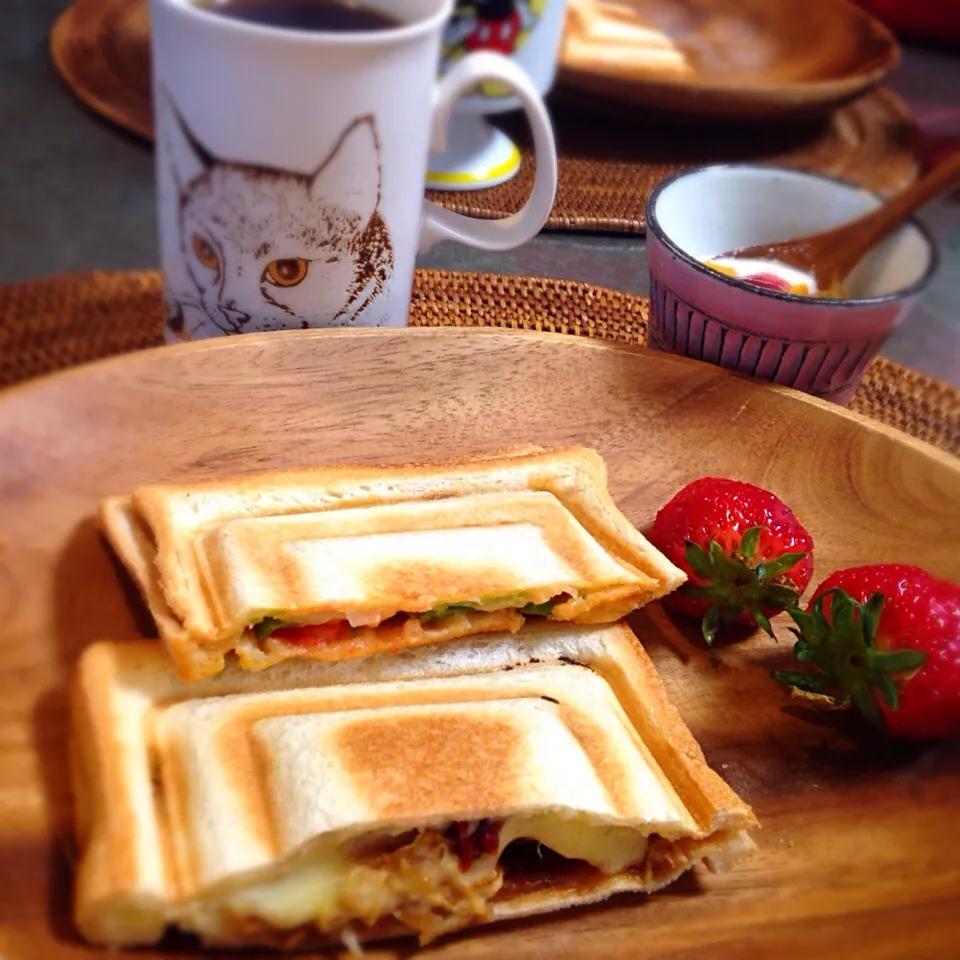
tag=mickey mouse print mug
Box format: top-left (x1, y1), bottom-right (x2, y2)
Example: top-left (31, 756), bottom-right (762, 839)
top-left (150, 0), bottom-right (558, 342)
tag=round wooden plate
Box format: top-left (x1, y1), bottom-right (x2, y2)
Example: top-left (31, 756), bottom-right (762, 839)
top-left (558, 0), bottom-right (901, 121)
top-left (50, 0), bottom-right (152, 140)
top-left (2, 330), bottom-right (959, 959)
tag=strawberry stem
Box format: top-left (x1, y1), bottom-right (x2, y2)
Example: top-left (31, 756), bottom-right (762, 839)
top-left (682, 526), bottom-right (806, 644)
top-left (774, 589), bottom-right (928, 729)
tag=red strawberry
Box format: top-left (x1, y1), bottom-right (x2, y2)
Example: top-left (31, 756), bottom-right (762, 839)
top-left (775, 564), bottom-right (960, 740)
top-left (649, 477), bottom-right (814, 643)
top-left (741, 272), bottom-right (792, 293)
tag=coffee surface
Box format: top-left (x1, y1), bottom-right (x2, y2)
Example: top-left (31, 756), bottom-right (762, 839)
top-left (197, 0), bottom-right (401, 32)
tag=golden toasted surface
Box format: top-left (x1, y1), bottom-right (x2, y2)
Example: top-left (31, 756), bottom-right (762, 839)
top-left (71, 622), bottom-right (755, 947)
top-left (333, 708), bottom-right (527, 818)
top-left (99, 447), bottom-right (687, 681)
top-left (564, 0), bottom-right (695, 78)
top-left (199, 491), bottom-right (650, 632)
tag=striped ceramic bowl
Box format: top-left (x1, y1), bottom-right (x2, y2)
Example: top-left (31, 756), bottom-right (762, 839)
top-left (645, 165), bottom-right (939, 405)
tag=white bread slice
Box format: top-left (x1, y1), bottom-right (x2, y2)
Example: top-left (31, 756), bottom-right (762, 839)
top-left (100, 447), bottom-right (687, 681)
top-left (72, 621), bottom-right (756, 948)
top-left (563, 0), bottom-right (695, 78)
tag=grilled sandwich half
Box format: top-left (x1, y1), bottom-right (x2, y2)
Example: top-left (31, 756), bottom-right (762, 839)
top-left (563, 0), bottom-right (695, 79)
top-left (71, 621), bottom-right (756, 950)
top-left (100, 447), bottom-right (686, 681)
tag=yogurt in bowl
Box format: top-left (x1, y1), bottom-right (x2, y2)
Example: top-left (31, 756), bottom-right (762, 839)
top-left (645, 164), bottom-right (938, 405)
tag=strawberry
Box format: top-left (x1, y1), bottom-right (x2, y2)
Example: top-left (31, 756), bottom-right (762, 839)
top-left (741, 272), bottom-right (792, 293)
top-left (649, 477), bottom-right (814, 644)
top-left (775, 564), bottom-right (960, 740)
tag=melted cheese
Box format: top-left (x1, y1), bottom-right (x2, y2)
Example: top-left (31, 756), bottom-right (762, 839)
top-left (226, 858), bottom-right (455, 932)
top-left (225, 859), bottom-right (345, 929)
top-left (223, 832), bottom-right (502, 943)
top-left (220, 817), bottom-right (650, 936)
top-left (499, 815), bottom-right (649, 873)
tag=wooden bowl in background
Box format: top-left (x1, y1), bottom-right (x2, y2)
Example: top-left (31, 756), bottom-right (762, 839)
top-left (558, 0), bottom-right (901, 121)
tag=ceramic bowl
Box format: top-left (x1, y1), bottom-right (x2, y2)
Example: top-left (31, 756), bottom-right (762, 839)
top-left (645, 164), bottom-right (938, 405)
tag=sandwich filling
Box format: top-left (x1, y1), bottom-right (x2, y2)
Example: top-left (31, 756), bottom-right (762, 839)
top-left (188, 491), bottom-right (665, 675)
top-left (71, 637), bottom-right (758, 949)
top-left (237, 586), bottom-right (644, 671)
top-left (216, 816), bottom-right (657, 946)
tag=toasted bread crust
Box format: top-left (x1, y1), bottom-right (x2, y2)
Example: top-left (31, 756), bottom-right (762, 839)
top-left (72, 622), bottom-right (755, 947)
top-left (563, 0), bottom-right (695, 79)
top-left (101, 448), bottom-right (686, 681)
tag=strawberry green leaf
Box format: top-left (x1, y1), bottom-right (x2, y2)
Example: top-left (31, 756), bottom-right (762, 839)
top-left (773, 670), bottom-right (832, 695)
top-left (831, 589), bottom-right (857, 639)
top-left (678, 530), bottom-right (808, 645)
top-left (682, 585), bottom-right (721, 600)
top-left (793, 638), bottom-right (816, 662)
top-left (754, 609), bottom-right (774, 637)
top-left (764, 584), bottom-right (803, 607)
top-left (775, 587), bottom-right (930, 733)
top-left (739, 526), bottom-right (763, 561)
top-left (809, 591), bottom-right (828, 619)
top-left (708, 539), bottom-right (727, 564)
top-left (684, 541), bottom-right (715, 579)
top-left (702, 605), bottom-right (722, 645)
top-left (852, 685), bottom-right (883, 730)
top-left (860, 592), bottom-right (883, 644)
top-left (877, 674), bottom-right (899, 710)
top-left (757, 551), bottom-right (808, 579)
top-left (875, 649), bottom-right (928, 674)
top-left (708, 539), bottom-right (741, 578)
top-left (788, 609), bottom-right (821, 643)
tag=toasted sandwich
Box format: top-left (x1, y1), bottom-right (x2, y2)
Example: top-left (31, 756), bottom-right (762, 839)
top-left (563, 0), bottom-right (695, 80)
top-left (100, 447), bottom-right (686, 681)
top-left (71, 621), bottom-right (757, 949)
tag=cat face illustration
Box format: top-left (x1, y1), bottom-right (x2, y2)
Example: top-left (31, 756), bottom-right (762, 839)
top-left (167, 105), bottom-right (394, 335)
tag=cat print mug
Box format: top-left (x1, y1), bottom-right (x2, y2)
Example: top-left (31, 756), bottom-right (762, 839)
top-left (150, 0), bottom-right (559, 341)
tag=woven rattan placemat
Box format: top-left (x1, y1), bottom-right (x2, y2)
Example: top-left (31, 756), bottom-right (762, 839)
top-left (431, 88), bottom-right (923, 232)
top-left (1, 269), bottom-right (957, 456)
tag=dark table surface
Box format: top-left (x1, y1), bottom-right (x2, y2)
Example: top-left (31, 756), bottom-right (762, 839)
top-left (2, 0), bottom-right (959, 386)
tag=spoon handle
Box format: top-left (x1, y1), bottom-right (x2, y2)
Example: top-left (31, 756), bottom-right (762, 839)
top-left (820, 152), bottom-right (960, 284)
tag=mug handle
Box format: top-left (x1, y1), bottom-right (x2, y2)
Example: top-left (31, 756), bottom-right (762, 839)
top-left (419, 51), bottom-right (558, 254)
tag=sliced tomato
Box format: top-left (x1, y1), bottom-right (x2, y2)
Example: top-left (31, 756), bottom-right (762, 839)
top-left (271, 621), bottom-right (348, 646)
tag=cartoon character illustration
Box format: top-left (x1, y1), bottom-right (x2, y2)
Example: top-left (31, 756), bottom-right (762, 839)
top-left (464, 0), bottom-right (524, 54)
top-left (442, 0), bottom-right (546, 97)
top-left (163, 98), bottom-right (393, 339)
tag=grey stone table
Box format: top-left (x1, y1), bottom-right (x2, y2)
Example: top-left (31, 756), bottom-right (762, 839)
top-left (2, 0), bottom-right (959, 386)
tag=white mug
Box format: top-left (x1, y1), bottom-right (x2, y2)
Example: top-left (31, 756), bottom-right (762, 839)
top-left (149, 0), bottom-right (558, 342)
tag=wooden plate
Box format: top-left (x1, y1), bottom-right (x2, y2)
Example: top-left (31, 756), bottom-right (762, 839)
top-left (557, 0), bottom-right (901, 121)
top-left (2, 329), bottom-right (960, 959)
top-left (50, 0), bottom-right (152, 140)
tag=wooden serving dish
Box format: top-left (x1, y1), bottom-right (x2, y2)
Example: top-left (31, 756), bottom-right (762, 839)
top-left (558, 0), bottom-right (901, 120)
top-left (1, 329), bottom-right (959, 959)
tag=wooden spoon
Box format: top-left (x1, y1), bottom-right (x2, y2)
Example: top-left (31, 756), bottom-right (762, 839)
top-left (722, 153), bottom-right (960, 294)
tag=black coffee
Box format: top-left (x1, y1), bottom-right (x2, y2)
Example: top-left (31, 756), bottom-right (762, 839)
top-left (199, 0), bottom-right (401, 32)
